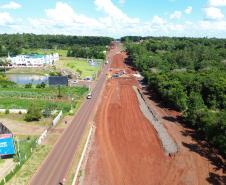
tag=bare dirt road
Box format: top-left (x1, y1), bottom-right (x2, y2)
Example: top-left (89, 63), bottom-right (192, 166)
top-left (82, 44), bottom-right (225, 185)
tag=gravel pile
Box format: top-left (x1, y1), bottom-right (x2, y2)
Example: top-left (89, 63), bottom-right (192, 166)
top-left (133, 86), bottom-right (178, 155)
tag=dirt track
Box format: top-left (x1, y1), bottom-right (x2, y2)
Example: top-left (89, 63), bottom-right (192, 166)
top-left (82, 44), bottom-right (226, 185)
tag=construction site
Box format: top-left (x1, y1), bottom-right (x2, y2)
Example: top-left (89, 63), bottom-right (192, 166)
top-left (77, 43), bottom-right (226, 185)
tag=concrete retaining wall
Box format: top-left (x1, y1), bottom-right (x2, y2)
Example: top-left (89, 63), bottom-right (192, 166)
top-left (133, 86), bottom-right (178, 155)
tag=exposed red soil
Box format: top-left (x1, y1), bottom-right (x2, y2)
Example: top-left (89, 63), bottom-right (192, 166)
top-left (110, 53), bottom-right (126, 69)
top-left (83, 78), bottom-right (170, 185)
top-left (82, 44), bottom-right (226, 185)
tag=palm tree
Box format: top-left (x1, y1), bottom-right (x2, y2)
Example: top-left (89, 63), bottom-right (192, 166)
top-left (0, 59), bottom-right (9, 73)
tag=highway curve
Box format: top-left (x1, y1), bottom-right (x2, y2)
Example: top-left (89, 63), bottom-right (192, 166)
top-left (29, 45), bottom-right (117, 185)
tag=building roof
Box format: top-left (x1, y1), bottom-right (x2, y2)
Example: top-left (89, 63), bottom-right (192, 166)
top-left (0, 122), bottom-right (12, 135)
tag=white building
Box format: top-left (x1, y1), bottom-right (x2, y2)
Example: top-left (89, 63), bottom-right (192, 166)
top-left (7, 53), bottom-right (59, 67)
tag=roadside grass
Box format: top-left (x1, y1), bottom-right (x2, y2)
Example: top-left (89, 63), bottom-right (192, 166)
top-left (14, 135), bottom-right (37, 164)
top-left (6, 144), bottom-right (52, 185)
top-left (56, 57), bottom-right (103, 79)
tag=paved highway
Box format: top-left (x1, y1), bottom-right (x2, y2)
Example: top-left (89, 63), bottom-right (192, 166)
top-left (29, 47), bottom-right (116, 185)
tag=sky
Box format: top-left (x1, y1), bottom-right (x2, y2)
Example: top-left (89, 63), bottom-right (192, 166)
top-left (1, 0), bottom-right (226, 38)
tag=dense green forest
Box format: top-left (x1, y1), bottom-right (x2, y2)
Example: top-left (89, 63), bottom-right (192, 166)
top-left (67, 45), bottom-right (106, 59)
top-left (124, 37), bottom-right (226, 157)
top-left (0, 34), bottom-right (113, 58)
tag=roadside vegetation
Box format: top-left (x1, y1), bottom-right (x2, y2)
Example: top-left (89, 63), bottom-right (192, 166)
top-left (5, 144), bottom-right (52, 185)
top-left (124, 37), bottom-right (226, 157)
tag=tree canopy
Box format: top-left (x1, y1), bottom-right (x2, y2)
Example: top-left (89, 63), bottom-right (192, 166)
top-left (0, 33), bottom-right (113, 56)
top-left (124, 37), bottom-right (226, 157)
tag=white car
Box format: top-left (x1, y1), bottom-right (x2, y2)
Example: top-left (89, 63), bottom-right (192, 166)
top-left (87, 93), bottom-right (92, 99)
top-left (72, 80), bottom-right (78, 84)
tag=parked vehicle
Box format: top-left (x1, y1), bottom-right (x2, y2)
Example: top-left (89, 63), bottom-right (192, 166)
top-left (87, 92), bottom-right (92, 99)
top-left (72, 80), bottom-right (78, 84)
top-left (84, 77), bottom-right (92, 81)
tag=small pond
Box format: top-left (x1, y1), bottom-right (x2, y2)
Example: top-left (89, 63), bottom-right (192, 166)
top-left (6, 74), bottom-right (48, 85)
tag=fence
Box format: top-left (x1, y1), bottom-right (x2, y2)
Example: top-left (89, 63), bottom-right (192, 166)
top-left (37, 110), bottom-right (62, 145)
top-left (0, 109), bottom-right (27, 114)
top-left (52, 111), bottom-right (62, 127)
top-left (37, 129), bottom-right (48, 145)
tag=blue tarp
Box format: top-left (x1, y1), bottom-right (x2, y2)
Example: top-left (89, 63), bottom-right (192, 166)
top-left (0, 136), bottom-right (15, 156)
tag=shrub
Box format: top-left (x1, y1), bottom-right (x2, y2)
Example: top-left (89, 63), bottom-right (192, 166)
top-left (49, 71), bottom-right (61, 76)
top-left (42, 108), bottom-right (51, 118)
top-left (36, 82), bottom-right (46, 89)
top-left (5, 109), bottom-right (9, 114)
top-left (25, 105), bottom-right (42, 121)
top-left (25, 83), bottom-right (32, 88)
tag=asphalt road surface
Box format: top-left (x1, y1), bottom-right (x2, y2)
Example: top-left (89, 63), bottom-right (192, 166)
top-left (29, 51), bottom-right (114, 185)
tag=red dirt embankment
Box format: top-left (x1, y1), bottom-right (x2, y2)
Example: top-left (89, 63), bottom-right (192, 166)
top-left (84, 77), bottom-right (169, 185)
top-left (82, 48), bottom-right (226, 185)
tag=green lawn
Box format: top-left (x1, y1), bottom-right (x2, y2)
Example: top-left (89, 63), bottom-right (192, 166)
top-left (56, 57), bottom-right (103, 79)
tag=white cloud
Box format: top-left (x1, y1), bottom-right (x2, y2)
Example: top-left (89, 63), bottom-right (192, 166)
top-left (152, 16), bottom-right (166, 25)
top-left (45, 2), bottom-right (99, 26)
top-left (26, 1), bottom-right (140, 37)
top-left (0, 12), bottom-right (13, 25)
top-left (94, 0), bottom-right (139, 23)
top-left (200, 20), bottom-right (226, 30)
top-left (204, 7), bottom-right (224, 20)
top-left (0, 1), bottom-right (21, 10)
top-left (119, 0), bottom-right (126, 5)
top-left (185, 6), bottom-right (192, 14)
top-left (2, 0), bottom-right (226, 38)
top-left (209, 0), bottom-right (226, 7)
top-left (170, 11), bottom-right (182, 19)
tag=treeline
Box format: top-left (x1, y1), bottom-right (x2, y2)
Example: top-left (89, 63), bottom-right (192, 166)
top-left (67, 45), bottom-right (106, 59)
top-left (125, 37), bottom-right (226, 157)
top-left (0, 33), bottom-right (113, 56)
